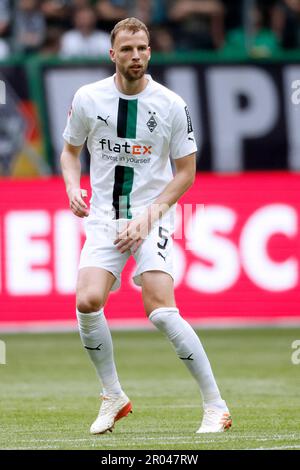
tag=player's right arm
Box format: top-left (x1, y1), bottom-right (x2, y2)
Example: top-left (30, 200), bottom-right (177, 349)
top-left (60, 141), bottom-right (89, 218)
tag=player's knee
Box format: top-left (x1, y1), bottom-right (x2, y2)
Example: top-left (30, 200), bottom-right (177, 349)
top-left (76, 292), bottom-right (104, 313)
top-left (143, 294), bottom-right (173, 317)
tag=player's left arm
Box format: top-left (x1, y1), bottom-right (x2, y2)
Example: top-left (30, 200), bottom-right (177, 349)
top-left (114, 152), bottom-right (196, 254)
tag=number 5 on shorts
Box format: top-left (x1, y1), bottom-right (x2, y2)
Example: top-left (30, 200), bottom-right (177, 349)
top-left (157, 226), bottom-right (169, 250)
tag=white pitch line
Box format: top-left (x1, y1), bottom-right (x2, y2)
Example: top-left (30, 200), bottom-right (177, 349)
top-left (4, 432), bottom-right (300, 450)
top-left (5, 433), bottom-right (300, 443)
top-left (249, 445), bottom-right (300, 450)
top-left (7, 442), bottom-right (300, 450)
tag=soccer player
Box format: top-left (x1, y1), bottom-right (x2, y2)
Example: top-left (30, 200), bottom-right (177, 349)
top-left (60, 17), bottom-right (232, 435)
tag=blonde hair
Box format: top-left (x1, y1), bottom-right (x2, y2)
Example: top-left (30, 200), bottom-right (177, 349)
top-left (111, 17), bottom-right (150, 46)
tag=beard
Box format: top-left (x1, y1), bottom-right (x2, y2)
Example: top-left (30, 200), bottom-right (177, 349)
top-left (119, 63), bottom-right (148, 82)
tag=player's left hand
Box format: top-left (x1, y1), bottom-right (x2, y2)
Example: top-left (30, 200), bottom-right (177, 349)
top-left (114, 212), bottom-right (151, 254)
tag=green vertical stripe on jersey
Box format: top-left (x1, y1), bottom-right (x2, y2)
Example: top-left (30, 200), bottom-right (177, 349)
top-left (117, 98), bottom-right (138, 138)
top-left (126, 99), bottom-right (138, 138)
top-left (112, 165), bottom-right (134, 219)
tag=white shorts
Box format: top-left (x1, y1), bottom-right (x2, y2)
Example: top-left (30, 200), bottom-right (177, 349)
top-left (79, 214), bottom-right (175, 291)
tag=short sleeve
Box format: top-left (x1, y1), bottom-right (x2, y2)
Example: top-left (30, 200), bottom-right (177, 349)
top-left (62, 89), bottom-right (89, 146)
top-left (170, 98), bottom-right (197, 160)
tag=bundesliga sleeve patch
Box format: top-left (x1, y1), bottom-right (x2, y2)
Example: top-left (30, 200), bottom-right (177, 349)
top-left (184, 106), bottom-right (193, 134)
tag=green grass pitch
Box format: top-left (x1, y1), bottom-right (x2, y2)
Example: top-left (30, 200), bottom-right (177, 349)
top-left (0, 328), bottom-right (300, 450)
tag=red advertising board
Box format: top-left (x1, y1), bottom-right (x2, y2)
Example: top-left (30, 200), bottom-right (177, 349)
top-left (0, 172), bottom-right (299, 330)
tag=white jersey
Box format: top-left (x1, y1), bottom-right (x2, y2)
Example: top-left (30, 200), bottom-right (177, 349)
top-left (63, 74), bottom-right (197, 221)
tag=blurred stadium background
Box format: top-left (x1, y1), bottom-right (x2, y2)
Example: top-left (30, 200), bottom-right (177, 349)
top-left (1, 0), bottom-right (300, 452)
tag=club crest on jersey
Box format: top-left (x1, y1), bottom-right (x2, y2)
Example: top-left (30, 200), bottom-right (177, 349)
top-left (147, 111), bottom-right (157, 133)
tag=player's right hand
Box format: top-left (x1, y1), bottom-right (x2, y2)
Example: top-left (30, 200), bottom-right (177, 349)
top-left (68, 188), bottom-right (89, 218)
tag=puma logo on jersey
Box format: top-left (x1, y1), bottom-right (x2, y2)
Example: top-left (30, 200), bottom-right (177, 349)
top-left (97, 115), bottom-right (110, 125)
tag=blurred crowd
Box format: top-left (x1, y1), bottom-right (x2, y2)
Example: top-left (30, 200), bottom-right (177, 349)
top-left (1, 0), bottom-right (300, 60)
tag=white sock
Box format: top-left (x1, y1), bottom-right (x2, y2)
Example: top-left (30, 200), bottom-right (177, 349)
top-left (76, 309), bottom-right (122, 397)
top-left (149, 307), bottom-right (225, 407)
